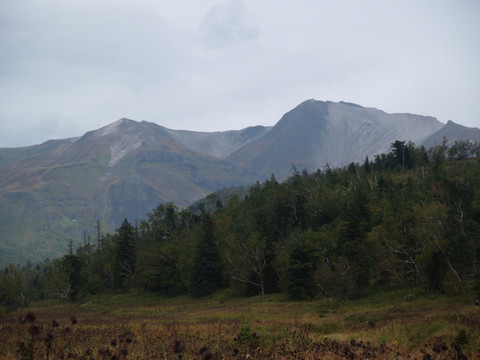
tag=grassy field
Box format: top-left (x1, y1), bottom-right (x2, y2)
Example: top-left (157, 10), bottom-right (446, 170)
top-left (1, 289), bottom-right (480, 359)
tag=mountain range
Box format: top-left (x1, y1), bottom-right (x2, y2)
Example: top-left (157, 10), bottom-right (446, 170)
top-left (1, 99), bottom-right (479, 265)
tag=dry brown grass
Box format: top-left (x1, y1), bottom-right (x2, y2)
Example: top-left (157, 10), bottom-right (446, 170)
top-left (1, 291), bottom-right (480, 359)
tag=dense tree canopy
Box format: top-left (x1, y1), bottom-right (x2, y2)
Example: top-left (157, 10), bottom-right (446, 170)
top-left (1, 140), bottom-right (480, 307)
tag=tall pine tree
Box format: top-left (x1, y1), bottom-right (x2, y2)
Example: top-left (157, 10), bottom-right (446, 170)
top-left (113, 219), bottom-right (136, 290)
top-left (61, 254), bottom-right (83, 301)
top-left (339, 184), bottom-right (376, 297)
top-left (190, 213), bottom-right (222, 297)
top-left (287, 238), bottom-right (317, 300)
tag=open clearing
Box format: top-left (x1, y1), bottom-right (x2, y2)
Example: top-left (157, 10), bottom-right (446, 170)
top-left (1, 289), bottom-right (479, 359)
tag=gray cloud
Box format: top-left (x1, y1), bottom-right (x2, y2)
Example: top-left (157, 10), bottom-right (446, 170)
top-left (200, 0), bottom-right (261, 50)
top-left (0, 0), bottom-right (479, 148)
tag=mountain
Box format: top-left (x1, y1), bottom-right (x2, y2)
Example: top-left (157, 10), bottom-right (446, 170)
top-left (1, 99), bottom-right (478, 265)
top-left (0, 119), bottom-right (254, 265)
top-left (162, 125), bottom-right (272, 159)
top-left (227, 100), bottom-right (444, 180)
top-left (422, 120), bottom-right (480, 148)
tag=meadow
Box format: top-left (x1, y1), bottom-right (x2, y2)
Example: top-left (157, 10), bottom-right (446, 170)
top-left (1, 289), bottom-right (479, 359)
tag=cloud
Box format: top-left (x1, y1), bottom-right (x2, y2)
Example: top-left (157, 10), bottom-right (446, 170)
top-left (0, 0), bottom-right (479, 147)
top-left (199, 0), bottom-right (260, 50)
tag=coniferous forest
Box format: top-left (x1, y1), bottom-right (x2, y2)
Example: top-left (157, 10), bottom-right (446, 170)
top-left (2, 140), bottom-right (480, 309)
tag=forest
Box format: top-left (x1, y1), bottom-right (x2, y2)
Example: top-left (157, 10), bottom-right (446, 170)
top-left (2, 139), bottom-right (480, 309)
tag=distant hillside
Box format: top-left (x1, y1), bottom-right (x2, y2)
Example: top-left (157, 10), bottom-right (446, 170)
top-left (162, 125), bottom-right (271, 159)
top-left (0, 119), bottom-right (252, 265)
top-left (422, 120), bottom-right (480, 148)
top-left (1, 99), bottom-right (479, 265)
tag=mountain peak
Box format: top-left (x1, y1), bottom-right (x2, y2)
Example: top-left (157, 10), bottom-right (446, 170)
top-left (339, 101), bottom-right (363, 108)
top-left (443, 119), bottom-right (475, 130)
top-left (101, 118), bottom-right (138, 134)
top-left (77, 118), bottom-right (141, 141)
top-left (421, 119), bottom-right (480, 147)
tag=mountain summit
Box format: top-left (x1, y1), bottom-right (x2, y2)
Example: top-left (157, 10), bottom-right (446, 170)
top-left (227, 100), bottom-right (444, 179)
top-left (1, 99), bottom-right (478, 265)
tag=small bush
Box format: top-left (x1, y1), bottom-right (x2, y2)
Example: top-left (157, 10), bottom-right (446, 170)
top-left (239, 326), bottom-right (251, 342)
top-left (454, 329), bottom-right (468, 347)
top-left (345, 313), bottom-right (376, 328)
top-left (315, 321), bottom-right (342, 334)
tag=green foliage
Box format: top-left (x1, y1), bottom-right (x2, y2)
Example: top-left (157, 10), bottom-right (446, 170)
top-left (4, 140), bottom-right (480, 302)
top-left (60, 254), bottom-right (83, 301)
top-left (190, 213), bottom-right (222, 297)
top-left (345, 313), bottom-right (376, 327)
top-left (145, 202), bottom-right (180, 240)
top-left (134, 241), bottom-right (181, 295)
top-left (0, 264), bottom-right (27, 311)
top-left (286, 236), bottom-right (317, 300)
top-left (239, 326), bottom-right (253, 341)
top-left (113, 219), bottom-right (136, 290)
top-left (454, 329), bottom-right (469, 346)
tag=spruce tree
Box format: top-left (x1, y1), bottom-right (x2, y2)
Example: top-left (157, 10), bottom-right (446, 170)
top-left (287, 240), bottom-right (316, 300)
top-left (113, 219), bottom-right (136, 289)
top-left (190, 213), bottom-right (221, 297)
top-left (61, 254), bottom-right (83, 301)
top-left (339, 185), bottom-right (375, 297)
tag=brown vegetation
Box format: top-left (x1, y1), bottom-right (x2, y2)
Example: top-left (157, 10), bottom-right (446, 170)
top-left (1, 292), bottom-right (480, 359)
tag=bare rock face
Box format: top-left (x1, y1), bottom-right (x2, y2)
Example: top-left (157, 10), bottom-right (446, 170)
top-left (227, 100), bottom-right (444, 180)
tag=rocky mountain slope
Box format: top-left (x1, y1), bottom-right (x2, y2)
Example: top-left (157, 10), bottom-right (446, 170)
top-left (227, 100), bottom-right (445, 179)
top-left (162, 125), bottom-right (271, 159)
top-left (422, 120), bottom-right (480, 148)
top-left (1, 99), bottom-right (478, 265)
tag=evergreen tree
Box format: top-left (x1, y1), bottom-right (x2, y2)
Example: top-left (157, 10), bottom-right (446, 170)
top-left (391, 140), bottom-right (414, 169)
top-left (190, 213), bottom-right (221, 297)
top-left (5, 141), bottom-right (479, 301)
top-left (364, 156), bottom-right (371, 173)
top-left (113, 219), bottom-right (136, 289)
top-left (61, 254), bottom-right (83, 301)
top-left (0, 264), bottom-right (25, 310)
top-left (134, 241), bottom-right (181, 295)
top-left (339, 184), bottom-right (376, 297)
top-left (286, 239), bottom-right (317, 300)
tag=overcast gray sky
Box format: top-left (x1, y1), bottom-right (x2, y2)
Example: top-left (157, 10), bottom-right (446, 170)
top-left (1, 0), bottom-right (479, 148)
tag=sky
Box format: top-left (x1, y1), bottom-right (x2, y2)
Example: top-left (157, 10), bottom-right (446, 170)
top-left (1, 0), bottom-right (479, 148)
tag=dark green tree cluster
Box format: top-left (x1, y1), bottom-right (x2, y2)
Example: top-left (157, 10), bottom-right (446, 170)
top-left (190, 213), bottom-right (222, 297)
top-left (113, 219), bottom-right (136, 289)
top-left (2, 140), bottom-right (480, 306)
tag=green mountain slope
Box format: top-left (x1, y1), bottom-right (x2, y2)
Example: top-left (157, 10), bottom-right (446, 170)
top-left (0, 119), bottom-right (249, 265)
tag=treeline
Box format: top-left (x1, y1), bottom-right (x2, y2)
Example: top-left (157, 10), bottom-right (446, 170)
top-left (1, 139), bottom-right (480, 309)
